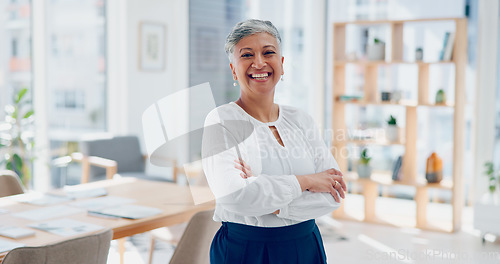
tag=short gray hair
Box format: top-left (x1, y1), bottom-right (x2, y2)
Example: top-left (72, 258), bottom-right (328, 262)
top-left (224, 19), bottom-right (282, 62)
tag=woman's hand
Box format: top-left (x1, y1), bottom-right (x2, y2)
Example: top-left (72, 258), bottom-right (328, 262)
top-left (297, 168), bottom-right (346, 203)
top-left (235, 159), bottom-right (253, 178)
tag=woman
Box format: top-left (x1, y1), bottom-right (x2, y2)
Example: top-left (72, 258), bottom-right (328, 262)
top-left (202, 19), bottom-right (346, 264)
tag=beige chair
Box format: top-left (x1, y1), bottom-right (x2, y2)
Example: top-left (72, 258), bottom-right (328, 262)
top-left (1, 229), bottom-right (113, 264)
top-left (149, 209), bottom-right (220, 264)
top-left (0, 170), bottom-right (25, 197)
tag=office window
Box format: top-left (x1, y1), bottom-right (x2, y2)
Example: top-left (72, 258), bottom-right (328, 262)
top-left (0, 0), bottom-right (32, 122)
top-left (46, 0), bottom-right (106, 132)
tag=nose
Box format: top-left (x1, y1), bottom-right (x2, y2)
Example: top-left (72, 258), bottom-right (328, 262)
top-left (252, 54), bottom-right (266, 69)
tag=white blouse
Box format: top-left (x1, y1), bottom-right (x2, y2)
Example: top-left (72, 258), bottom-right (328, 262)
top-left (202, 102), bottom-right (341, 227)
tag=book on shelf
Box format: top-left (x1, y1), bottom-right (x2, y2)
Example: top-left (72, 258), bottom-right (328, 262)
top-left (392, 155), bottom-right (403, 181)
top-left (439, 31), bottom-right (455, 61)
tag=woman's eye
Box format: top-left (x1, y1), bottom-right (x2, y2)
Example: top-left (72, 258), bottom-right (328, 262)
top-left (241, 53), bottom-right (253, 58)
top-left (264, 51), bottom-right (276, 55)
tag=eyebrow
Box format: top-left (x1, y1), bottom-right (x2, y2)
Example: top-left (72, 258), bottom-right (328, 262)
top-left (239, 45), bottom-right (277, 53)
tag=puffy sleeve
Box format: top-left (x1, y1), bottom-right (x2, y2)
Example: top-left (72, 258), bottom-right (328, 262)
top-left (202, 110), bottom-right (302, 217)
top-left (276, 111), bottom-right (341, 222)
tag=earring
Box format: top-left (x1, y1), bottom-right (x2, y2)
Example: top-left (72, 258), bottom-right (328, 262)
top-left (233, 82), bottom-right (238, 86)
top-left (281, 75), bottom-right (284, 81)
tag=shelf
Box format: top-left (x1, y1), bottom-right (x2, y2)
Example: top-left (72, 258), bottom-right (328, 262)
top-left (335, 194), bottom-right (454, 233)
top-left (332, 17), bottom-right (466, 233)
top-left (333, 17), bottom-right (465, 26)
top-left (344, 171), bottom-right (453, 190)
top-left (336, 98), bottom-right (455, 108)
top-left (336, 98), bottom-right (418, 107)
top-left (334, 60), bottom-right (455, 66)
top-left (346, 138), bottom-right (405, 146)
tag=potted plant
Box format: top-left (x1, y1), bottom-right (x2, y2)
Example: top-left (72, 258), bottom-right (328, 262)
top-left (386, 115), bottom-right (399, 142)
top-left (357, 148), bottom-right (372, 179)
top-left (367, 38), bottom-right (385, 61)
top-left (0, 88), bottom-right (35, 188)
top-left (482, 161), bottom-right (499, 204)
top-left (436, 89), bottom-right (446, 104)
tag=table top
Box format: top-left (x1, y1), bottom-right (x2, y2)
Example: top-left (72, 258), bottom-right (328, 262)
top-left (0, 178), bottom-right (215, 259)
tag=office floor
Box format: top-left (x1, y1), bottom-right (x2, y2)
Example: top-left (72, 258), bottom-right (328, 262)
top-left (106, 204), bottom-right (500, 264)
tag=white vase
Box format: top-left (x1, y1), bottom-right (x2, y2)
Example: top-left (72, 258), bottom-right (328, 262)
top-left (357, 164), bottom-right (372, 179)
top-left (367, 43), bottom-right (385, 61)
top-left (386, 125), bottom-right (399, 142)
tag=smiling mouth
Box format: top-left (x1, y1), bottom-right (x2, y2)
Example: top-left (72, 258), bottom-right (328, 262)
top-left (249, 72), bottom-right (271, 81)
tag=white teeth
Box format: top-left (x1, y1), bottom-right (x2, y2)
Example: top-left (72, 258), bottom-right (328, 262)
top-left (252, 73), bottom-right (268, 78)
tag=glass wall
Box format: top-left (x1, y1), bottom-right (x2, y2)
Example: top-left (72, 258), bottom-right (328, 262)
top-left (45, 0), bottom-right (107, 186)
top-left (46, 0), bottom-right (107, 134)
top-left (0, 0), bottom-right (32, 121)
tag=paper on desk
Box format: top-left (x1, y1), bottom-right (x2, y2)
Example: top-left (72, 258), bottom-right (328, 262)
top-left (0, 239), bottom-right (24, 253)
top-left (14, 193), bottom-right (72, 206)
top-left (12, 205), bottom-right (85, 221)
top-left (89, 204), bottom-right (162, 219)
top-left (0, 226), bottom-right (36, 239)
top-left (69, 196), bottom-right (135, 210)
top-left (64, 187), bottom-right (107, 200)
top-left (28, 218), bottom-right (104, 237)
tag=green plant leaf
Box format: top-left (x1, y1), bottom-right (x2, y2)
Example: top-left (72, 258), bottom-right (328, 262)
top-left (13, 153), bottom-right (23, 172)
top-left (484, 162), bottom-right (494, 176)
top-left (23, 110), bottom-right (34, 119)
top-left (6, 160), bottom-right (13, 171)
top-left (15, 88), bottom-right (28, 104)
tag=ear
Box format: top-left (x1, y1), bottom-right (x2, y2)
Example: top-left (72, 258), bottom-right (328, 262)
top-left (230, 63), bottom-right (237, 80)
top-left (281, 56), bottom-right (284, 75)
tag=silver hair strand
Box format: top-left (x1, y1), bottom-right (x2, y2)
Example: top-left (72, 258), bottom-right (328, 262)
top-left (224, 19), bottom-right (282, 62)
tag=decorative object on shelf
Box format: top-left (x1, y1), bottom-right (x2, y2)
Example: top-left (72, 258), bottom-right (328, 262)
top-left (346, 51), bottom-right (358, 61)
top-left (392, 156), bottom-right (403, 181)
top-left (391, 90), bottom-right (402, 103)
top-left (139, 21), bottom-right (166, 71)
top-left (381, 91), bottom-right (392, 102)
top-left (367, 38), bottom-right (385, 61)
top-left (385, 115), bottom-right (399, 142)
top-left (435, 89), bottom-right (447, 104)
top-left (415, 47), bottom-right (423, 61)
top-left (425, 152), bottom-right (443, 183)
top-left (356, 148), bottom-right (372, 179)
top-left (0, 88), bottom-right (35, 188)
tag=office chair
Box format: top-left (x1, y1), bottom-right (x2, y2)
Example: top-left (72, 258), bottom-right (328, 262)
top-left (0, 170), bottom-right (25, 197)
top-left (64, 135), bottom-right (178, 183)
top-left (1, 229), bottom-right (113, 264)
top-left (148, 209), bottom-right (220, 264)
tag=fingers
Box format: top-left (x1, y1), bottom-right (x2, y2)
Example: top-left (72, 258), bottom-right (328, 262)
top-left (329, 168), bottom-right (347, 192)
top-left (329, 185), bottom-right (340, 203)
top-left (234, 159), bottom-right (253, 178)
top-left (333, 181), bottom-right (345, 199)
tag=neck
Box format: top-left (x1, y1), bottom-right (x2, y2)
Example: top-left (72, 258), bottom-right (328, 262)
top-left (236, 93), bottom-right (278, 123)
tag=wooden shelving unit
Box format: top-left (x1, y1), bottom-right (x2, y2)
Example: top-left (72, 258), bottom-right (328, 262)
top-left (331, 18), bottom-right (467, 232)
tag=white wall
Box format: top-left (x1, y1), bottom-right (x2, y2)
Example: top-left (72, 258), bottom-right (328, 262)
top-left (108, 0), bottom-right (189, 174)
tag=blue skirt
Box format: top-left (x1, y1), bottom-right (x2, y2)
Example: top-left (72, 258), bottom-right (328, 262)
top-left (210, 220), bottom-right (327, 264)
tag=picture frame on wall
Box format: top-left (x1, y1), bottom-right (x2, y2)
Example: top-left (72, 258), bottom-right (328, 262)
top-left (139, 22), bottom-right (166, 71)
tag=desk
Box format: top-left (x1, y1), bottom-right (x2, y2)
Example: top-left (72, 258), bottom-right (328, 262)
top-left (0, 178), bottom-right (215, 262)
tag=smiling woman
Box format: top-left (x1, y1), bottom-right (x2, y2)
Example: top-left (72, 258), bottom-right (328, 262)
top-left (202, 19), bottom-right (346, 264)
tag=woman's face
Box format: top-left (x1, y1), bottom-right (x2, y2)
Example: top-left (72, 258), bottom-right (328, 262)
top-left (230, 32), bottom-right (284, 96)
